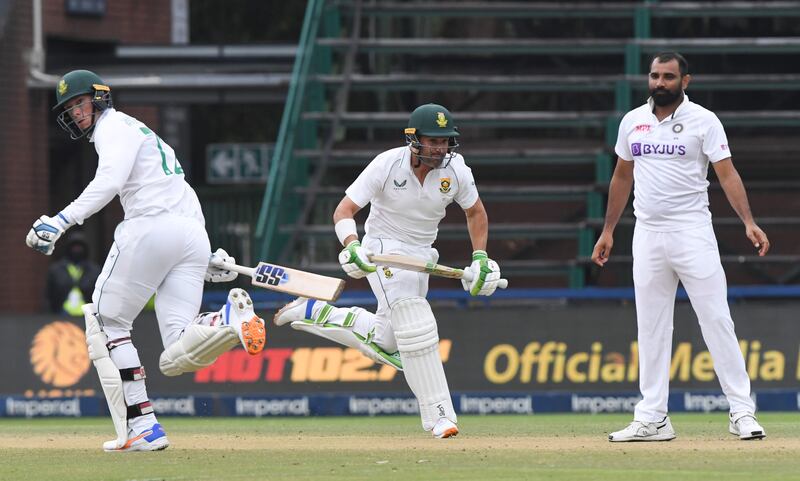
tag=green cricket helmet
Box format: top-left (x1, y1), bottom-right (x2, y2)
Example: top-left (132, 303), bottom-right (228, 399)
top-left (404, 103), bottom-right (460, 168)
top-left (53, 70), bottom-right (113, 140)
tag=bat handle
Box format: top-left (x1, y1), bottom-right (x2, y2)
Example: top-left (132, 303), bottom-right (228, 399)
top-left (219, 261), bottom-right (255, 278)
top-left (460, 269), bottom-right (509, 289)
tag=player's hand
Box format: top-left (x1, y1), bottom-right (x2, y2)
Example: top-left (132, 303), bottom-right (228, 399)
top-left (461, 250), bottom-right (501, 296)
top-left (745, 223), bottom-right (770, 256)
top-left (206, 248), bottom-right (238, 282)
top-left (338, 240), bottom-right (376, 279)
top-left (591, 231), bottom-right (614, 267)
top-left (25, 213), bottom-right (71, 256)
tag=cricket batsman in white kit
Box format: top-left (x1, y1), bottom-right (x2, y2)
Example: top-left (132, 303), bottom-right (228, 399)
top-left (592, 53), bottom-right (769, 441)
top-left (26, 70), bottom-right (266, 451)
top-left (274, 103), bottom-right (502, 438)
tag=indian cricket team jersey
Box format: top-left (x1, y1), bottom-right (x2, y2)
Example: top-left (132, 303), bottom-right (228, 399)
top-left (346, 147), bottom-right (479, 246)
top-left (60, 109), bottom-right (205, 226)
top-left (615, 95), bottom-right (732, 232)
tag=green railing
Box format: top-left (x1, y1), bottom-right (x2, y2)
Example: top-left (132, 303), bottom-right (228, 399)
top-left (253, 0), bottom-right (338, 263)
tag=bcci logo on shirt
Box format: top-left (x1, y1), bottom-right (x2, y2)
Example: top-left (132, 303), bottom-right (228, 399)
top-left (439, 178), bottom-right (451, 193)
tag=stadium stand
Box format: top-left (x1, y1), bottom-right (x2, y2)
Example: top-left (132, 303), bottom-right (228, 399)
top-left (245, 0), bottom-right (800, 289)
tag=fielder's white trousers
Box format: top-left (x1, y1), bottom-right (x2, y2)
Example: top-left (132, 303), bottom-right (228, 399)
top-left (632, 223), bottom-right (755, 422)
top-left (92, 214), bottom-right (211, 348)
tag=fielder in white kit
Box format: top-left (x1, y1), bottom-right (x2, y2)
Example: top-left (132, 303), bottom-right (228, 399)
top-left (274, 103), bottom-right (502, 438)
top-left (591, 53), bottom-right (769, 441)
top-left (26, 70), bottom-right (266, 452)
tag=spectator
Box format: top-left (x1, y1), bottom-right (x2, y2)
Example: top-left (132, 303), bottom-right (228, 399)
top-left (46, 231), bottom-right (101, 315)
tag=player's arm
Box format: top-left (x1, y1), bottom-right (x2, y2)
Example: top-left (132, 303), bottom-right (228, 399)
top-left (464, 197), bottom-right (488, 251)
top-left (26, 123), bottom-right (139, 255)
top-left (333, 196), bottom-right (362, 246)
top-left (62, 124), bottom-right (140, 225)
top-left (333, 196), bottom-right (376, 278)
top-left (591, 158), bottom-right (634, 266)
top-left (712, 158), bottom-right (769, 256)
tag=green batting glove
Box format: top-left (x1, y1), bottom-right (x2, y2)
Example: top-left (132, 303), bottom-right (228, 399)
top-left (463, 250), bottom-right (502, 296)
top-left (338, 240), bottom-right (377, 279)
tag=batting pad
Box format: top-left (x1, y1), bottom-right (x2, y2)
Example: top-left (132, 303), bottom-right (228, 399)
top-left (391, 297), bottom-right (457, 430)
top-left (159, 324), bottom-right (239, 376)
top-left (83, 303), bottom-right (128, 449)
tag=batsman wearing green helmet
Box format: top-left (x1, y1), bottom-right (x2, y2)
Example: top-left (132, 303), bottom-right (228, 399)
top-left (274, 103), bottom-right (502, 438)
top-left (27, 70), bottom-right (268, 451)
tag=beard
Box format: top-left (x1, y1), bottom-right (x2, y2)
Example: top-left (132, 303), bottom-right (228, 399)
top-left (650, 86), bottom-right (682, 107)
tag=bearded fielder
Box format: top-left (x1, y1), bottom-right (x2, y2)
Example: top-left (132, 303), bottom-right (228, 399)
top-left (592, 53), bottom-right (769, 442)
top-left (274, 104), bottom-right (502, 438)
top-left (27, 70), bottom-right (266, 451)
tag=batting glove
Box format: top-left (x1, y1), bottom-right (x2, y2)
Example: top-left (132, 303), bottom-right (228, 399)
top-left (206, 248), bottom-right (238, 283)
top-left (461, 250), bottom-right (501, 296)
top-left (25, 213), bottom-right (72, 256)
top-left (338, 240), bottom-right (376, 279)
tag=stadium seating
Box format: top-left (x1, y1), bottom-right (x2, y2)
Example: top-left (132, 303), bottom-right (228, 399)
top-left (250, 0), bottom-right (800, 288)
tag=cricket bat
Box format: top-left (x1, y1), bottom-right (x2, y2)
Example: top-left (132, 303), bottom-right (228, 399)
top-left (369, 254), bottom-right (509, 289)
top-left (219, 261), bottom-right (346, 302)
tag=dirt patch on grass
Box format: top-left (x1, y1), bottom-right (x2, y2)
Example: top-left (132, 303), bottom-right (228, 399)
top-left (2, 432), bottom-right (797, 452)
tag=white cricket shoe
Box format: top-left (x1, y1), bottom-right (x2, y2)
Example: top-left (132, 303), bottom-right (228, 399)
top-left (729, 412), bottom-right (766, 440)
top-left (273, 297), bottom-right (314, 326)
top-left (223, 288), bottom-right (266, 355)
top-left (103, 423), bottom-right (170, 452)
top-left (432, 418), bottom-right (459, 439)
top-left (608, 416), bottom-right (676, 442)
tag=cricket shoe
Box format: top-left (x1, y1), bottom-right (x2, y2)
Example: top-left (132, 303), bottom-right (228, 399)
top-left (432, 418), bottom-right (459, 439)
top-left (608, 416), bottom-right (676, 442)
top-left (729, 412), bottom-right (766, 440)
top-left (223, 288), bottom-right (266, 355)
top-left (103, 423), bottom-right (170, 452)
top-left (273, 297), bottom-right (313, 326)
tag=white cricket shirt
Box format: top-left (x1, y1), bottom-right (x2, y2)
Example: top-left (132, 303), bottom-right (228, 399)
top-left (615, 95), bottom-right (731, 231)
top-left (61, 109), bottom-right (205, 226)
top-left (346, 146), bottom-right (479, 246)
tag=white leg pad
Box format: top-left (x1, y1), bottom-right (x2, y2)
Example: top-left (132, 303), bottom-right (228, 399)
top-left (159, 324), bottom-right (240, 376)
top-left (391, 297), bottom-right (456, 430)
top-left (83, 303), bottom-right (128, 450)
top-left (291, 321), bottom-right (402, 370)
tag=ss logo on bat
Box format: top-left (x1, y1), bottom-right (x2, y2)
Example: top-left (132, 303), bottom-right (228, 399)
top-left (255, 263), bottom-right (288, 286)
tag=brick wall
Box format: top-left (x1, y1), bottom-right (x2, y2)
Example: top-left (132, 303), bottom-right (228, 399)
top-left (44, 0), bottom-right (171, 44)
top-left (0, 0), bottom-right (50, 313)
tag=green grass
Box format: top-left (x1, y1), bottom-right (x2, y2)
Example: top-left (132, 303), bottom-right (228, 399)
top-left (1, 413), bottom-right (799, 481)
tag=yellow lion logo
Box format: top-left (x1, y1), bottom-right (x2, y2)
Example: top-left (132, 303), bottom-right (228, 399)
top-left (439, 178), bottom-right (451, 193)
top-left (436, 112), bottom-right (448, 128)
top-left (30, 321), bottom-right (89, 387)
top-left (58, 79), bottom-right (68, 96)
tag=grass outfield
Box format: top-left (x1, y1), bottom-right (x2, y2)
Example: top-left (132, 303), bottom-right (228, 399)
top-left (1, 413), bottom-right (798, 481)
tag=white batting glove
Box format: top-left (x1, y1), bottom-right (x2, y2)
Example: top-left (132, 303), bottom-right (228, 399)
top-left (205, 248), bottom-right (238, 283)
top-left (25, 213), bottom-right (72, 256)
top-left (461, 250), bottom-right (501, 296)
top-left (338, 240), bottom-right (376, 279)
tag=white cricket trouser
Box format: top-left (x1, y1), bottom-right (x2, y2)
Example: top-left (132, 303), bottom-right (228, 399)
top-left (92, 214), bottom-right (211, 348)
top-left (359, 236), bottom-right (440, 352)
top-left (632, 223), bottom-right (755, 422)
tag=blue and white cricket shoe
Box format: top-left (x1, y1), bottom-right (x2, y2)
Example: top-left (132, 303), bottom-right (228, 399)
top-left (103, 423), bottom-right (170, 452)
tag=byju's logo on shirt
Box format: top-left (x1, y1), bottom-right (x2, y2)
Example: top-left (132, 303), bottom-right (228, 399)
top-left (631, 142), bottom-right (687, 157)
